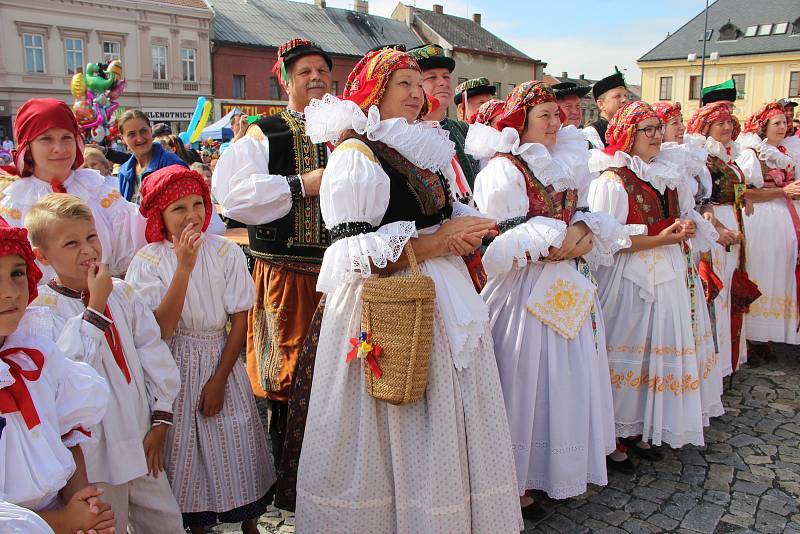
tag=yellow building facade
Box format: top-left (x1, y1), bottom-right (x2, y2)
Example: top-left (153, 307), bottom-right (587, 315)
top-left (639, 52), bottom-right (800, 119)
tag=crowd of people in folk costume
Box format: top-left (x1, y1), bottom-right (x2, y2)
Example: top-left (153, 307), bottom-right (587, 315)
top-left (1, 37), bottom-right (799, 534)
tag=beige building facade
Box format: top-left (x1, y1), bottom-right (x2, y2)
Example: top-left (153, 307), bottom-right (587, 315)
top-left (0, 0), bottom-right (212, 138)
top-left (391, 3), bottom-right (544, 115)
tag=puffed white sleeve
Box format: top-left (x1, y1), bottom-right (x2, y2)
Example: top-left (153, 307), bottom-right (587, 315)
top-left (735, 149), bottom-right (764, 188)
top-left (102, 195), bottom-right (148, 276)
top-left (474, 157), bottom-right (567, 278)
top-left (223, 241), bottom-right (256, 314)
top-left (317, 138), bottom-right (417, 293)
top-left (0, 501), bottom-right (55, 534)
top-left (587, 172), bottom-right (630, 224)
top-left (124, 248), bottom-right (167, 311)
top-left (46, 340), bottom-right (110, 447)
top-left (211, 136), bottom-right (295, 225)
top-left (126, 284), bottom-right (180, 413)
top-left (583, 126), bottom-right (604, 149)
top-left (572, 209), bottom-right (643, 270)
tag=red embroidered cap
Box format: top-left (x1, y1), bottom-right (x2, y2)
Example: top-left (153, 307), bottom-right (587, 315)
top-left (138, 164), bottom-right (212, 243)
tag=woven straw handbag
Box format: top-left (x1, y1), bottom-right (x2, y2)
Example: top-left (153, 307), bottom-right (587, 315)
top-left (361, 243), bottom-right (436, 405)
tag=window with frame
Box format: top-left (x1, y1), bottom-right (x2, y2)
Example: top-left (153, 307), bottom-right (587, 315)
top-left (789, 72), bottom-right (800, 98)
top-left (732, 74), bottom-right (745, 99)
top-left (494, 82), bottom-right (501, 98)
top-left (774, 22), bottom-right (789, 35)
top-left (689, 75), bottom-right (702, 100)
top-left (331, 81), bottom-right (338, 96)
top-left (103, 41), bottom-right (121, 62)
top-left (233, 74), bottom-right (246, 99)
top-left (757, 24), bottom-right (772, 36)
top-left (152, 45), bottom-right (167, 80)
top-left (744, 25), bottom-right (757, 37)
top-left (65, 37), bottom-right (84, 75)
top-left (181, 48), bottom-right (196, 82)
top-left (23, 33), bottom-right (45, 73)
top-left (270, 76), bottom-right (282, 99)
top-left (659, 77), bottom-right (673, 100)
top-left (508, 83), bottom-right (515, 95)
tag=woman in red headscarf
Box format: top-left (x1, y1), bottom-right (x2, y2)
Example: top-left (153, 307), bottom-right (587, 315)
top-left (735, 103), bottom-right (800, 353)
top-left (652, 101), bottom-right (726, 424)
top-left (294, 49), bottom-right (522, 533)
top-left (471, 81), bottom-right (634, 514)
top-left (125, 165), bottom-right (274, 533)
top-left (3, 98), bottom-right (145, 279)
top-left (587, 101), bottom-right (706, 459)
top-left (463, 98), bottom-right (506, 170)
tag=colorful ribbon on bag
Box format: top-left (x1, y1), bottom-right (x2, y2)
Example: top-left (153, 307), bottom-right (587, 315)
top-left (0, 347), bottom-right (44, 430)
top-left (347, 331), bottom-right (383, 379)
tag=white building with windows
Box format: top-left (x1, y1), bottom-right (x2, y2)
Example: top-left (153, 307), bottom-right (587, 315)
top-left (0, 0), bottom-right (212, 140)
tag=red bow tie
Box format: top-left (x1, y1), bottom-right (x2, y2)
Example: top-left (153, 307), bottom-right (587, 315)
top-left (0, 347), bottom-right (45, 430)
top-left (50, 180), bottom-right (67, 194)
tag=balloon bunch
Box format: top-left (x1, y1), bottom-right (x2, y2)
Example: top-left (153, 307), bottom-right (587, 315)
top-left (179, 97), bottom-right (212, 145)
top-left (70, 60), bottom-right (126, 145)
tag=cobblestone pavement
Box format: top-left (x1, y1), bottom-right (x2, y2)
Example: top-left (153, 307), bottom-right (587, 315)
top-left (214, 344), bottom-right (800, 534)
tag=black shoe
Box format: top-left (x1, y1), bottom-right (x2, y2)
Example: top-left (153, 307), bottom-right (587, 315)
top-left (521, 500), bottom-right (548, 521)
top-left (629, 444), bottom-right (664, 462)
top-left (606, 456), bottom-right (636, 474)
top-left (763, 343), bottom-right (776, 362)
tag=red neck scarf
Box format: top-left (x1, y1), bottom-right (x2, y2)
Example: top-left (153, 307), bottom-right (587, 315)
top-left (0, 347), bottom-right (45, 429)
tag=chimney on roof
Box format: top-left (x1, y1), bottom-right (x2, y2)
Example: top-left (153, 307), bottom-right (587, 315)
top-left (579, 74), bottom-right (585, 80)
top-left (561, 71), bottom-right (568, 78)
top-left (314, 0), bottom-right (326, 6)
top-left (353, 0), bottom-right (368, 13)
top-left (432, 4), bottom-right (443, 14)
top-left (472, 13), bottom-right (481, 25)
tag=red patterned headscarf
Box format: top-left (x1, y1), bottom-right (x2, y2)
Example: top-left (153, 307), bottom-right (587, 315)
top-left (743, 102), bottom-right (786, 135)
top-left (651, 101), bottom-right (682, 124)
top-left (603, 100), bottom-right (659, 155)
top-left (13, 98), bottom-right (84, 178)
top-left (138, 165), bottom-right (212, 243)
top-left (496, 81), bottom-right (561, 132)
top-left (471, 98), bottom-right (505, 126)
top-left (343, 48), bottom-right (435, 118)
top-left (685, 102), bottom-right (741, 139)
top-left (0, 217), bottom-right (42, 304)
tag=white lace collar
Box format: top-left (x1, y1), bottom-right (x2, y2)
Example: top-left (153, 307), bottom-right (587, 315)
top-left (304, 94), bottom-right (455, 173)
top-left (472, 125), bottom-right (592, 192)
top-left (684, 133), bottom-right (739, 163)
top-left (661, 138), bottom-right (708, 180)
top-left (5, 168), bottom-right (107, 207)
top-left (589, 148), bottom-right (684, 193)
top-left (737, 132), bottom-right (794, 170)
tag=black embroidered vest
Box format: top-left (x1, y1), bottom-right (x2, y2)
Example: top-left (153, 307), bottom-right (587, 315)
top-left (706, 155), bottom-right (744, 204)
top-left (247, 111), bottom-right (330, 267)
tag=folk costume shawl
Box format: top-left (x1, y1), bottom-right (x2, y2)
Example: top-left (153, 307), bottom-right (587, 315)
top-left (471, 98), bottom-right (505, 126)
top-left (0, 217), bottom-right (41, 303)
top-left (686, 102), bottom-right (741, 140)
top-left (138, 164), bottom-right (212, 243)
top-left (13, 98), bottom-right (84, 179)
top-left (652, 101), bottom-right (682, 125)
top-left (743, 102), bottom-right (786, 136)
top-left (496, 81), bottom-right (562, 133)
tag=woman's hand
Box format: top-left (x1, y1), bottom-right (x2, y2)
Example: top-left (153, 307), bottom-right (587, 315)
top-left (546, 222), bottom-right (590, 261)
top-left (199, 377), bottom-right (226, 417)
top-left (658, 219), bottom-right (690, 246)
top-left (783, 181), bottom-right (800, 199)
top-left (436, 217), bottom-right (496, 257)
top-left (681, 219), bottom-right (697, 239)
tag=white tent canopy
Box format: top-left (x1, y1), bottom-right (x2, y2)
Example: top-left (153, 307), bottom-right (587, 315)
top-left (199, 107), bottom-right (239, 140)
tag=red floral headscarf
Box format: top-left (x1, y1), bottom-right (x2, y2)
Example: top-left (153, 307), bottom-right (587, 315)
top-left (471, 98), bottom-right (505, 126)
top-left (343, 48), bottom-right (435, 118)
top-left (685, 102), bottom-right (741, 139)
top-left (743, 102), bottom-right (786, 135)
top-left (0, 217), bottom-right (42, 304)
top-left (496, 81), bottom-right (561, 132)
top-left (651, 101), bottom-right (682, 124)
top-left (603, 100), bottom-right (659, 155)
top-left (138, 165), bottom-right (212, 243)
top-left (13, 98), bottom-right (84, 178)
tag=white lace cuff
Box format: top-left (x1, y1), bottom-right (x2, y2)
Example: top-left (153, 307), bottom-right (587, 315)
top-left (317, 221), bottom-right (418, 293)
top-left (573, 211), bottom-right (645, 269)
top-left (482, 216), bottom-right (566, 279)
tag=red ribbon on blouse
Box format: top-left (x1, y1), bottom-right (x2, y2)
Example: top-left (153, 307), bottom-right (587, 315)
top-left (0, 347), bottom-right (45, 430)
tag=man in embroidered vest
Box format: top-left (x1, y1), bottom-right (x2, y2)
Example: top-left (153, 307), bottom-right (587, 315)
top-left (584, 67), bottom-right (629, 149)
top-left (212, 39), bottom-right (331, 477)
top-left (408, 44), bottom-right (480, 200)
top-left (454, 77), bottom-right (496, 123)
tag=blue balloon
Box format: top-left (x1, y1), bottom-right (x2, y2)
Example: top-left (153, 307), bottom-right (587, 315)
top-left (182, 96), bottom-right (207, 143)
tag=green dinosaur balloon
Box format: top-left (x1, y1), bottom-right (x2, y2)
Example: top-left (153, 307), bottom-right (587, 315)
top-left (84, 62), bottom-right (115, 93)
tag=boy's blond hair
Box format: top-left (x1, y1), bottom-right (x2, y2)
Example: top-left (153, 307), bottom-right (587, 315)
top-left (25, 193), bottom-right (94, 248)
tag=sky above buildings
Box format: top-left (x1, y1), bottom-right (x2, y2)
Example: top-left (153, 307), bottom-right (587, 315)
top-left (316, 0), bottom-right (708, 83)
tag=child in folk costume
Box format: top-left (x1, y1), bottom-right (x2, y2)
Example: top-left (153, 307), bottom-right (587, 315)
top-left (296, 49), bottom-right (522, 533)
top-left (736, 103), bottom-right (800, 354)
top-left (652, 101), bottom-right (725, 425)
top-left (467, 82), bottom-right (636, 515)
top-left (684, 103), bottom-right (751, 372)
top-left (27, 194), bottom-right (183, 534)
top-left (587, 101), bottom-right (707, 457)
top-left (126, 165), bottom-right (274, 534)
top-left (0, 217), bottom-right (113, 533)
top-left (3, 98), bottom-right (146, 281)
